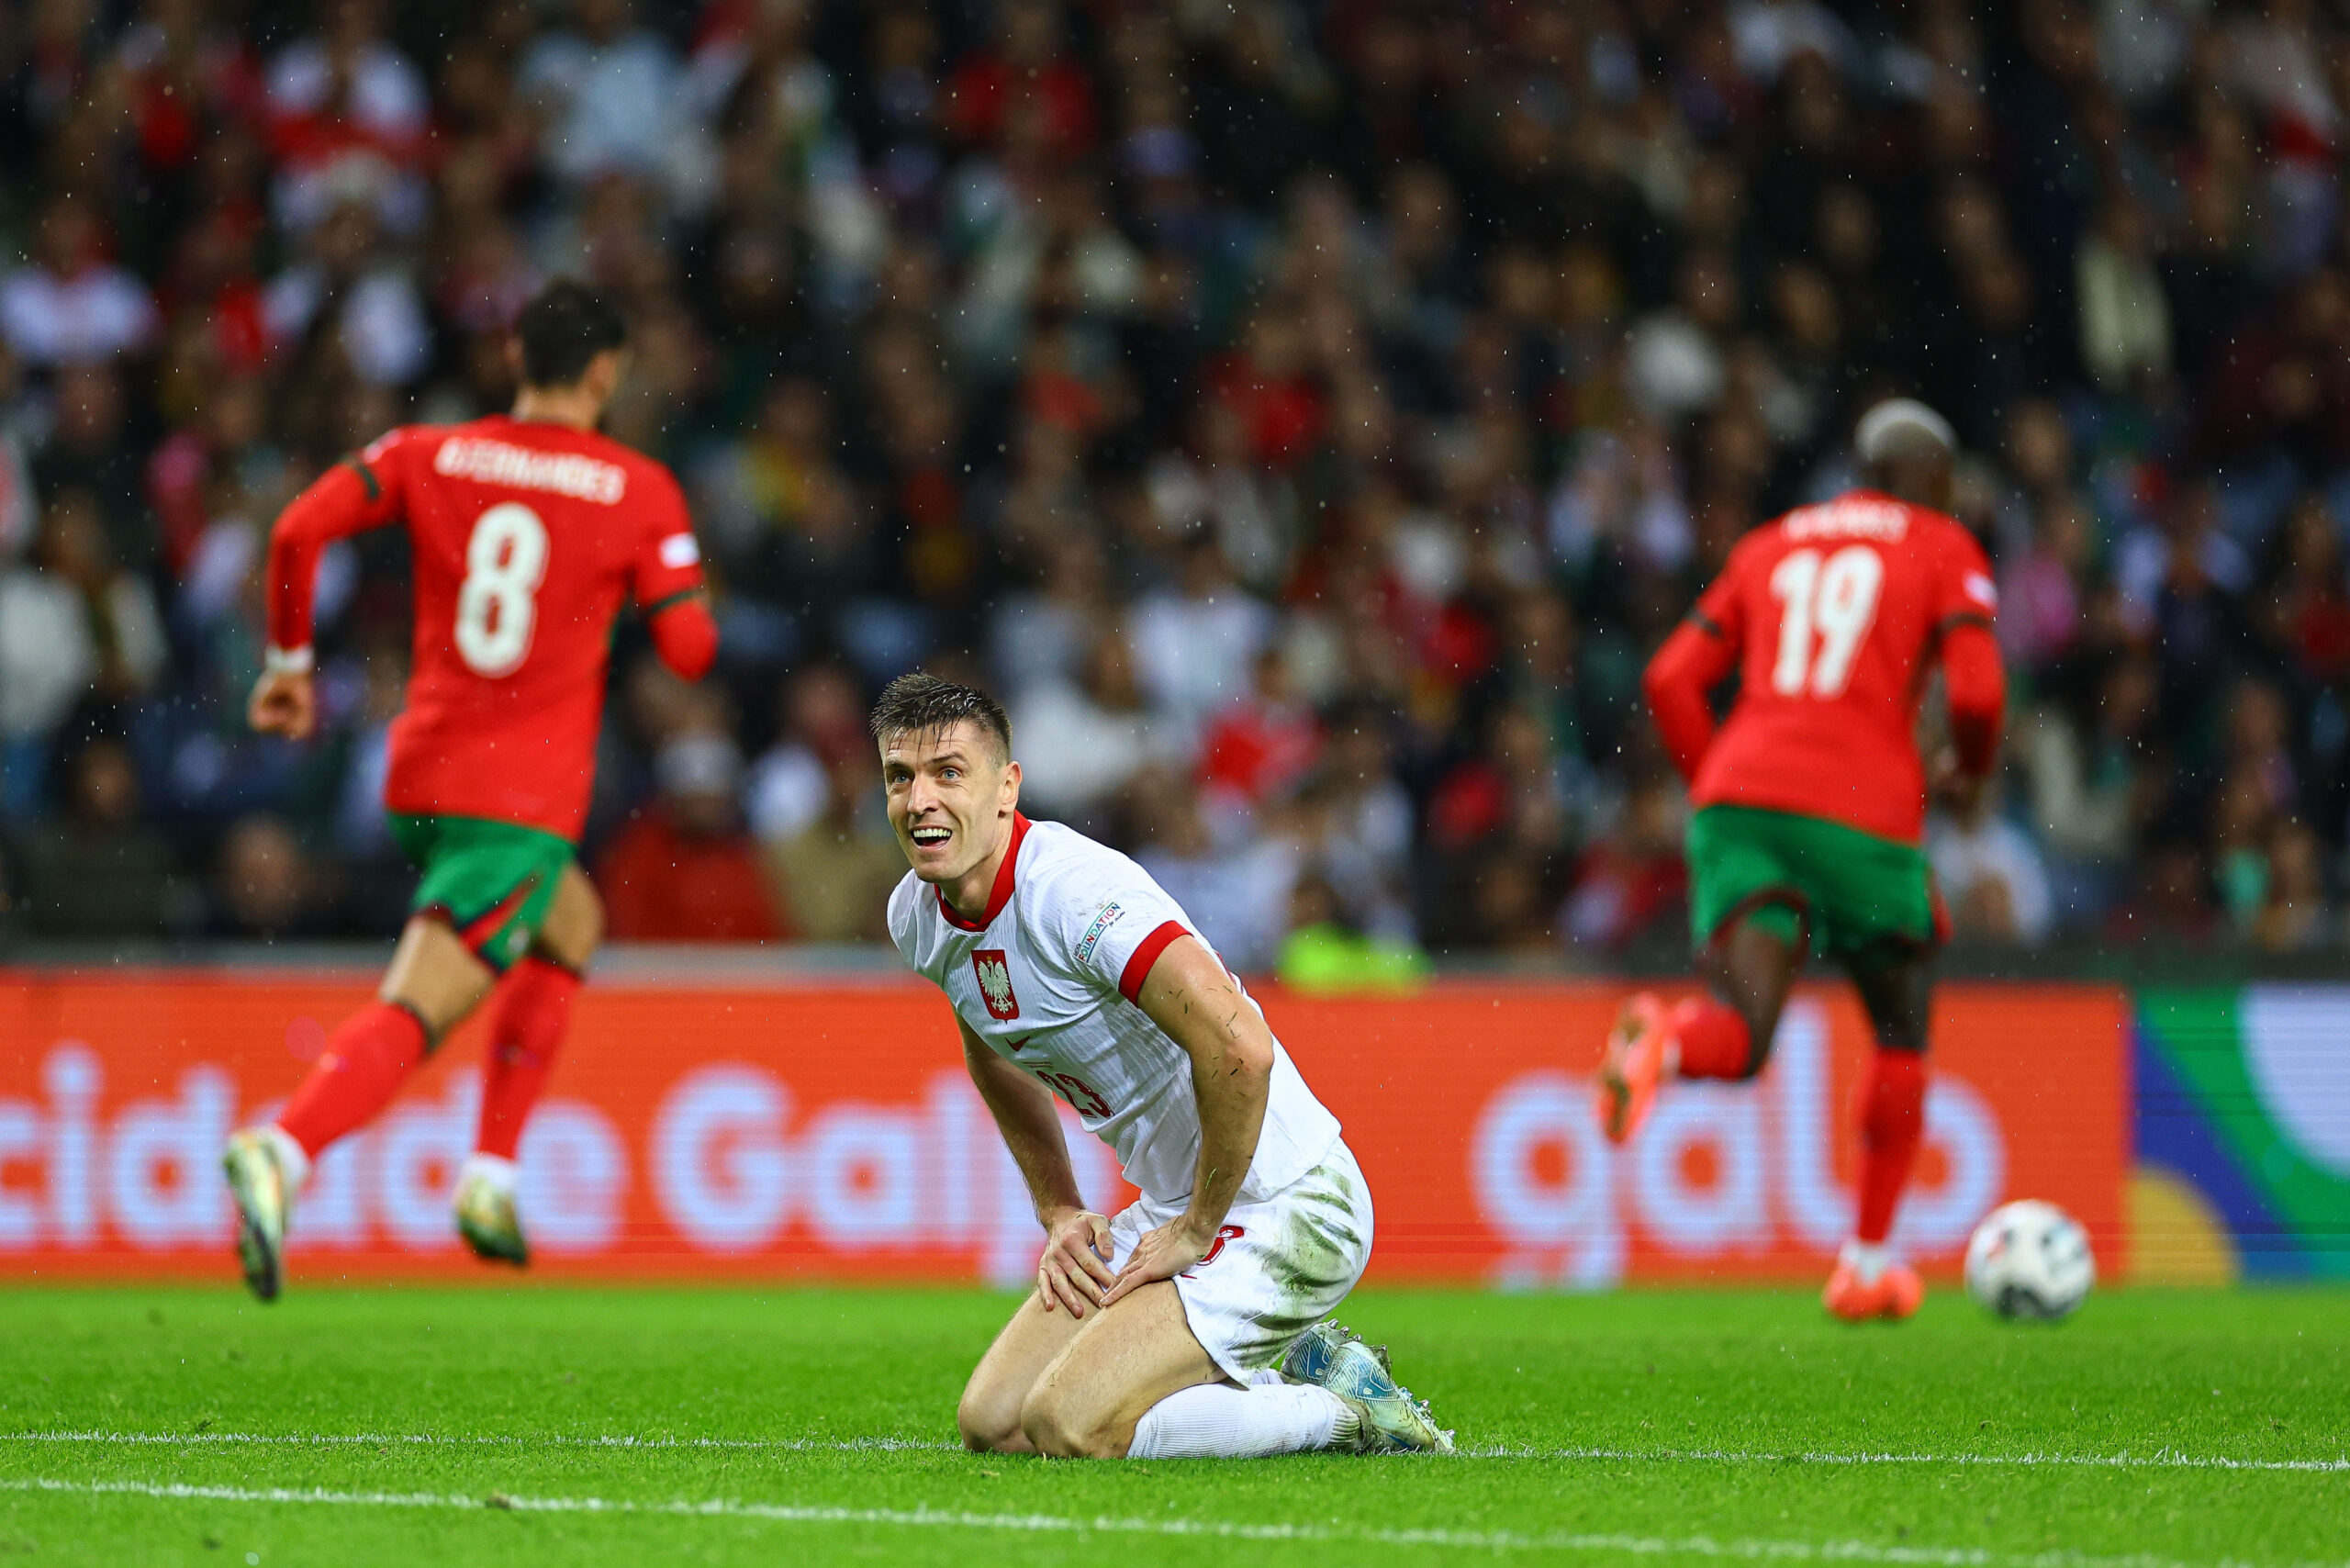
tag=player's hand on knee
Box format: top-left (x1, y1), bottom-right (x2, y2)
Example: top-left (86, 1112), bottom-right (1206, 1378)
top-left (1036, 1207), bottom-right (1114, 1317)
top-left (1100, 1217), bottom-right (1211, 1309)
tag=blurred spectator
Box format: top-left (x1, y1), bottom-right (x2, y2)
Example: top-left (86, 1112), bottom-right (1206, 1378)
top-left (34, 366), bottom-right (157, 569)
top-left (211, 813), bottom-right (329, 938)
top-left (1013, 629), bottom-right (1169, 830)
top-left (761, 752), bottom-right (902, 943)
top-left (1928, 788), bottom-right (2057, 945)
top-left (520, 0), bottom-right (708, 204)
top-left (0, 491), bottom-right (168, 817)
top-left (264, 0), bottom-right (430, 236)
top-left (747, 663), bottom-right (868, 844)
top-left (0, 197), bottom-right (160, 365)
top-left (11, 739), bottom-right (191, 939)
top-left (1197, 646), bottom-right (1320, 819)
top-left (1561, 775), bottom-right (1687, 952)
top-left (1127, 770), bottom-right (1295, 973)
top-left (1274, 872), bottom-right (1427, 995)
top-left (599, 730), bottom-right (785, 942)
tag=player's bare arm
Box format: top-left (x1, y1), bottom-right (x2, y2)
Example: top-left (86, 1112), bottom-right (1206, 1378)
top-left (957, 1015), bottom-right (1115, 1317)
top-left (1099, 935), bottom-right (1273, 1308)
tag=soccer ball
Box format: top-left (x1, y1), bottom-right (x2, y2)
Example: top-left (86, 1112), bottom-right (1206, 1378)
top-left (1964, 1200), bottom-right (2095, 1321)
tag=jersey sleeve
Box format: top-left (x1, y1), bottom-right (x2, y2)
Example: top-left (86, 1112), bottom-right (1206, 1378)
top-left (1931, 525), bottom-right (1999, 635)
top-left (1935, 526), bottom-right (2007, 777)
top-left (629, 467), bottom-right (707, 614)
top-left (1643, 546), bottom-right (1751, 784)
top-left (1044, 855), bottom-right (1201, 1005)
top-left (1689, 543), bottom-right (1751, 648)
top-left (263, 429), bottom-right (412, 660)
top-left (885, 874), bottom-right (923, 968)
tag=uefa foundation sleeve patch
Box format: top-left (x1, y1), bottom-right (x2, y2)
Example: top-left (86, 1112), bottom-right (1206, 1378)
top-left (1074, 901), bottom-right (1125, 969)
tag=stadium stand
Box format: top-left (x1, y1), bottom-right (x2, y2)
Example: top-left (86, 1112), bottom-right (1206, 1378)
top-left (1, 0), bottom-right (2346, 962)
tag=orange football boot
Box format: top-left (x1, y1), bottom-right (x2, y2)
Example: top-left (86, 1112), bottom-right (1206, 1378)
top-left (1822, 1259), bottom-right (1925, 1322)
top-left (1595, 991), bottom-right (1672, 1145)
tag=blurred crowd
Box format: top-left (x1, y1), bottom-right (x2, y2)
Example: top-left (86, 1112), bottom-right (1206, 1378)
top-left (3, 0), bottom-right (2350, 968)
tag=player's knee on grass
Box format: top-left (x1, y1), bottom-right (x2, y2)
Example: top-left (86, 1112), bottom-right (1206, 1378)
top-left (1019, 1380), bottom-right (1128, 1461)
top-left (957, 1375), bottom-right (1034, 1454)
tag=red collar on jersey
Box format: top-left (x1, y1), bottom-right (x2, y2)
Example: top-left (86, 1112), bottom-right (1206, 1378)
top-left (935, 812), bottom-right (1031, 932)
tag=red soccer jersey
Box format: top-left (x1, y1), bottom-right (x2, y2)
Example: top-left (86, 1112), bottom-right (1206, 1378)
top-left (1660, 490), bottom-right (2000, 845)
top-left (266, 415), bottom-right (706, 841)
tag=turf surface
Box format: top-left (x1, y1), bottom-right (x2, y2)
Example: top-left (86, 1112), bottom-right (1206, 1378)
top-left (0, 1283), bottom-right (2342, 1567)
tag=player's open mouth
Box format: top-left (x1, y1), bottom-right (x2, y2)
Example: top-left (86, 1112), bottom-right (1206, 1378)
top-left (911, 826), bottom-right (951, 848)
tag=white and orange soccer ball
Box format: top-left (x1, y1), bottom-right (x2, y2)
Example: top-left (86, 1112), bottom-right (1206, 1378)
top-left (1964, 1200), bottom-right (2096, 1321)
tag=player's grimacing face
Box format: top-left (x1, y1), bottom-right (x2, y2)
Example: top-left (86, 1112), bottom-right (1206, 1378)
top-left (880, 722), bottom-right (1019, 884)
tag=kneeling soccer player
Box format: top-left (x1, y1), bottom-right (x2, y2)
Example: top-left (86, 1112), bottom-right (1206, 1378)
top-left (874, 674), bottom-right (1450, 1459)
top-left (1599, 399), bottom-right (2008, 1322)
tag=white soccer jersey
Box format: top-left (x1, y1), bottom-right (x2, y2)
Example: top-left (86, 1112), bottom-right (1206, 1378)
top-left (889, 814), bottom-right (1343, 1206)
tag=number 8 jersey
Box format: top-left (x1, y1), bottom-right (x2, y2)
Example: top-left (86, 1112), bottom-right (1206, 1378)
top-left (1662, 489), bottom-right (1999, 845)
top-left (264, 416), bottom-right (707, 841)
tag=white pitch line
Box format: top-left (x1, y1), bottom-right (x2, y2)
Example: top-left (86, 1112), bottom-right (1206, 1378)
top-left (0, 1430), bottom-right (954, 1453)
top-left (0, 1474), bottom-right (2319, 1568)
top-left (1471, 1444), bottom-right (2350, 1475)
top-left (5, 1431), bottom-right (2344, 1474)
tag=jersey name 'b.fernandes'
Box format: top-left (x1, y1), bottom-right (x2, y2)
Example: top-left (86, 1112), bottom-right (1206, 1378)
top-left (267, 415), bottom-right (705, 841)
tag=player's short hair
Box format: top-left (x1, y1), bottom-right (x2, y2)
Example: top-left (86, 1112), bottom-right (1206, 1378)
top-left (1854, 398), bottom-right (1955, 465)
top-left (870, 672), bottom-right (1013, 764)
top-left (514, 281), bottom-right (627, 389)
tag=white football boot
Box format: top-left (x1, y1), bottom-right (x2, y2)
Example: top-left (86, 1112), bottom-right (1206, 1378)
top-left (221, 1128), bottom-right (300, 1302)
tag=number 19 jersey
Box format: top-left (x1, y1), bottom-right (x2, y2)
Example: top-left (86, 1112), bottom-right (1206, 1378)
top-left (890, 814), bottom-right (1344, 1207)
top-left (1686, 490), bottom-right (1997, 844)
top-left (270, 415), bottom-right (704, 841)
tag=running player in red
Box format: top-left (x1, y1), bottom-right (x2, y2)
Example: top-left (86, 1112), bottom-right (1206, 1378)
top-left (219, 282), bottom-right (719, 1300)
top-left (1596, 399), bottom-right (2007, 1322)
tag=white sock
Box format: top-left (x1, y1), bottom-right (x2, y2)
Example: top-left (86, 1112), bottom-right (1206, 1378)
top-left (1841, 1239), bottom-right (1891, 1284)
top-left (1127, 1383), bottom-right (1352, 1459)
top-left (460, 1153), bottom-right (519, 1196)
top-left (260, 1125), bottom-right (311, 1193)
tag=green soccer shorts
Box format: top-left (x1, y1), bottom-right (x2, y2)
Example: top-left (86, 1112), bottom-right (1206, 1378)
top-left (1685, 803), bottom-right (1944, 964)
top-left (388, 812), bottom-right (574, 973)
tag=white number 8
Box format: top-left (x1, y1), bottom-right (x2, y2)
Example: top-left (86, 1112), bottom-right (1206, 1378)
top-left (454, 502), bottom-right (550, 678)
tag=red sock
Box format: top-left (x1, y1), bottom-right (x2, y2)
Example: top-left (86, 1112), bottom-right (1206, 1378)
top-left (275, 1002), bottom-right (428, 1159)
top-left (476, 958), bottom-right (580, 1160)
top-left (1854, 1051), bottom-right (1928, 1245)
top-left (1671, 998), bottom-right (1752, 1080)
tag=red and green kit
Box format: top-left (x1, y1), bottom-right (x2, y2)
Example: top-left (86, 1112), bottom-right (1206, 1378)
top-left (265, 416), bottom-right (712, 968)
top-left (1644, 489), bottom-right (2008, 958)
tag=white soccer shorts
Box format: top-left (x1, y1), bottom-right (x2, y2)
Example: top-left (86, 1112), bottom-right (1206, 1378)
top-left (1107, 1138), bottom-right (1373, 1381)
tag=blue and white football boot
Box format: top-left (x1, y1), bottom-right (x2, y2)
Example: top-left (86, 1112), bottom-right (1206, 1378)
top-left (1280, 1319), bottom-right (1455, 1453)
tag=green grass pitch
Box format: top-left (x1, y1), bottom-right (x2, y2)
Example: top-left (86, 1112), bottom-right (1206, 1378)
top-left (0, 1284), bottom-right (2343, 1566)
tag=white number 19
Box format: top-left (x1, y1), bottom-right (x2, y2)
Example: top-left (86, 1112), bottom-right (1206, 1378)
top-left (1768, 544), bottom-right (1883, 698)
top-left (454, 502), bottom-right (550, 678)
